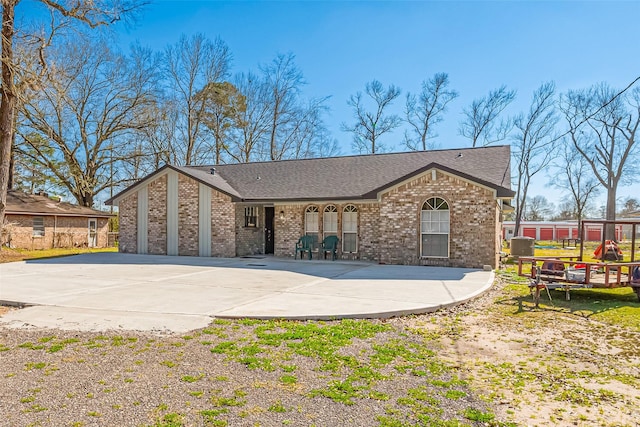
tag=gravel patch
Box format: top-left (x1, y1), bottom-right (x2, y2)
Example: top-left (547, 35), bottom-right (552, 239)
top-left (0, 318), bottom-right (500, 427)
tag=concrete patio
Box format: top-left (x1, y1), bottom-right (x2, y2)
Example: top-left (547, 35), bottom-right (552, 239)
top-left (0, 253), bottom-right (493, 333)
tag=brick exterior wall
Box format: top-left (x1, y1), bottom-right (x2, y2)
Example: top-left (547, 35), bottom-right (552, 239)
top-left (147, 175), bottom-right (167, 255)
top-left (178, 175), bottom-right (199, 256)
top-left (118, 193), bottom-right (137, 253)
top-left (117, 168), bottom-right (502, 268)
top-left (2, 214), bottom-right (109, 250)
top-left (271, 172), bottom-right (500, 268)
top-left (355, 203), bottom-right (380, 262)
top-left (273, 203), bottom-right (378, 262)
top-left (235, 204), bottom-right (265, 256)
top-left (211, 190), bottom-right (235, 257)
top-left (274, 204), bottom-right (304, 258)
top-left (117, 174), bottom-right (237, 258)
top-left (377, 171), bottom-right (498, 268)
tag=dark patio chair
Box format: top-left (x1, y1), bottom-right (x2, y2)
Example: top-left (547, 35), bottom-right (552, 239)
top-left (321, 235), bottom-right (339, 260)
top-left (295, 235), bottom-right (314, 260)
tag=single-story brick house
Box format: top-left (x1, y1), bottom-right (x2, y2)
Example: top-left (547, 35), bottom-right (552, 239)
top-left (1, 190), bottom-right (112, 249)
top-left (108, 145), bottom-right (514, 269)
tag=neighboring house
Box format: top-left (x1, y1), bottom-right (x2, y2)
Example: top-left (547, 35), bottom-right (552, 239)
top-left (108, 146), bottom-right (514, 269)
top-left (1, 190), bottom-right (112, 250)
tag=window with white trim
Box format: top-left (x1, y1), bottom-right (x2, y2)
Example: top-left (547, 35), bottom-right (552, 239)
top-left (323, 205), bottom-right (338, 238)
top-left (244, 206), bottom-right (258, 227)
top-left (342, 205), bottom-right (358, 253)
top-left (420, 197), bottom-right (449, 258)
top-left (305, 206), bottom-right (319, 246)
top-left (33, 216), bottom-right (45, 237)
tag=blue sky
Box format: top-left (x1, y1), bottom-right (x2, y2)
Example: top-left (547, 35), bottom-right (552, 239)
top-left (24, 0), bottom-right (640, 208)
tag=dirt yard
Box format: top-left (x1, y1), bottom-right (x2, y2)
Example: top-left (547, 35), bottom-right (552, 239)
top-left (401, 277), bottom-right (640, 426)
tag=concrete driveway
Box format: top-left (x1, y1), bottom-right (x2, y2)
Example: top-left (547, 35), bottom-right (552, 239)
top-left (0, 253), bottom-right (493, 333)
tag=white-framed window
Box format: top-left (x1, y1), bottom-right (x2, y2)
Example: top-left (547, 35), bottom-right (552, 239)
top-left (33, 216), bottom-right (45, 237)
top-left (305, 206), bottom-right (319, 246)
top-left (342, 205), bottom-right (358, 253)
top-left (323, 205), bottom-right (338, 238)
top-left (420, 197), bottom-right (449, 258)
top-left (88, 218), bottom-right (98, 248)
top-left (244, 206), bottom-right (258, 227)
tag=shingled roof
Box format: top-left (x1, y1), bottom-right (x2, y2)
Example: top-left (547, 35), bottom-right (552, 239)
top-left (6, 190), bottom-right (113, 217)
top-left (109, 145), bottom-right (514, 204)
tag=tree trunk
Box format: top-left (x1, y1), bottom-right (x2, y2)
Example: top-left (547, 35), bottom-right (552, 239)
top-left (8, 136), bottom-right (14, 190)
top-left (605, 186), bottom-right (617, 240)
top-left (0, 2), bottom-right (17, 241)
top-left (269, 101), bottom-right (278, 161)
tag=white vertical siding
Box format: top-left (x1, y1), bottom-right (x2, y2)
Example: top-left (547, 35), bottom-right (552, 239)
top-left (137, 186), bottom-right (148, 254)
top-left (167, 170), bottom-right (179, 256)
top-left (198, 184), bottom-right (212, 257)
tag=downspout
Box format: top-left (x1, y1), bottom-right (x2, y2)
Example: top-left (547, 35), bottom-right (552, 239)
top-left (53, 215), bottom-right (57, 248)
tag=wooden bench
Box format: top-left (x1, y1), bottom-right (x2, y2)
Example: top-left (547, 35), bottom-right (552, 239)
top-left (321, 235), bottom-right (339, 260)
top-left (295, 236), bottom-right (314, 260)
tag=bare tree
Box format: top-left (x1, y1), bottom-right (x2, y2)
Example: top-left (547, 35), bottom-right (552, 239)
top-left (286, 99), bottom-right (337, 159)
top-left (561, 83), bottom-right (640, 237)
top-left (0, 0), bottom-right (146, 241)
top-left (459, 85), bottom-right (516, 147)
top-left (550, 139), bottom-right (601, 220)
top-left (163, 33), bottom-right (231, 165)
top-left (125, 99), bottom-right (181, 178)
top-left (342, 80), bottom-right (401, 154)
top-left (552, 200), bottom-right (579, 221)
top-left (262, 53), bottom-right (303, 160)
top-left (404, 72), bottom-right (458, 151)
top-left (195, 81), bottom-right (246, 164)
top-left (17, 38), bottom-right (159, 207)
top-left (259, 53), bottom-right (332, 161)
top-left (619, 197), bottom-right (639, 217)
top-left (512, 82), bottom-right (558, 236)
top-left (272, 96), bottom-right (331, 161)
top-left (524, 195), bottom-right (554, 221)
top-left (12, 132), bottom-right (62, 194)
top-left (226, 71), bottom-right (271, 163)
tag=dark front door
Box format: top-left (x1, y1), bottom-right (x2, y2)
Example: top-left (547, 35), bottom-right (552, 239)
top-left (265, 207), bottom-right (275, 254)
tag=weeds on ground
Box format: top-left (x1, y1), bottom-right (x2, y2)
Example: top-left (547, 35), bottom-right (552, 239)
top-left (423, 262), bottom-right (640, 426)
top-left (1, 318), bottom-right (502, 426)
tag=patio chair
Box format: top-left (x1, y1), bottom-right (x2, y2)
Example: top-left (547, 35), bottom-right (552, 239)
top-left (321, 235), bottom-right (339, 260)
top-left (295, 235), bottom-right (314, 260)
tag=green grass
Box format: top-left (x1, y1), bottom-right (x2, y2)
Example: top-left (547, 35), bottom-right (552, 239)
top-left (496, 273), bottom-right (640, 331)
top-left (500, 240), bottom-right (640, 331)
top-left (180, 374), bottom-right (204, 383)
top-left (0, 246), bottom-right (117, 263)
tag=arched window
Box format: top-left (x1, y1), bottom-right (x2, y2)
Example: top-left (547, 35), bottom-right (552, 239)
top-left (342, 205), bottom-right (358, 253)
top-left (305, 206), bottom-right (319, 245)
top-left (420, 197), bottom-right (449, 258)
top-left (323, 205), bottom-right (338, 238)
